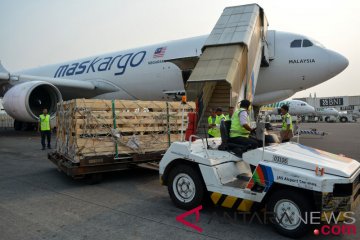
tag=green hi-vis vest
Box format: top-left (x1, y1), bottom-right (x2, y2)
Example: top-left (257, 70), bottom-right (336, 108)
top-left (230, 108), bottom-right (250, 138)
top-left (39, 114), bottom-right (50, 131)
top-left (208, 114), bottom-right (225, 137)
top-left (225, 114), bottom-right (232, 121)
top-left (282, 112), bottom-right (293, 130)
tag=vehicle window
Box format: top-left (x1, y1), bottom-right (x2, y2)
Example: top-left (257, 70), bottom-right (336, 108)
top-left (303, 39), bottom-right (313, 47)
top-left (301, 103), bottom-right (306, 106)
top-left (290, 39), bottom-right (302, 48)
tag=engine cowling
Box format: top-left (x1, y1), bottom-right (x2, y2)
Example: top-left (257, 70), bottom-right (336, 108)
top-left (2, 81), bottom-right (62, 122)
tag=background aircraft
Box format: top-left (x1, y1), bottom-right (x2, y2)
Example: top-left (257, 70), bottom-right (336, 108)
top-left (314, 107), bottom-right (339, 116)
top-left (261, 99), bottom-right (315, 115)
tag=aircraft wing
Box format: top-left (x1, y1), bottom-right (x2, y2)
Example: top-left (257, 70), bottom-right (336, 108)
top-left (0, 61), bottom-right (118, 99)
top-left (165, 56), bottom-right (199, 71)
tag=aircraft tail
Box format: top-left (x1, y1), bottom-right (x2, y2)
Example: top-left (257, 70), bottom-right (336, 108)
top-left (0, 61), bottom-right (10, 81)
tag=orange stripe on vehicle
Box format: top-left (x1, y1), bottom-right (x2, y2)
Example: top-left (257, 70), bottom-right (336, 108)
top-left (221, 195), bottom-right (237, 208)
top-left (211, 192), bottom-right (222, 205)
top-left (237, 199), bottom-right (254, 212)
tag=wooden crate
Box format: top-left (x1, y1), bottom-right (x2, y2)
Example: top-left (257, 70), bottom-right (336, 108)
top-left (0, 113), bottom-right (13, 128)
top-left (56, 99), bottom-right (195, 163)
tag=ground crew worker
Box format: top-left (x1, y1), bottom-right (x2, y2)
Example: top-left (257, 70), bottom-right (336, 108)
top-left (208, 109), bottom-right (217, 138)
top-left (207, 108), bottom-right (225, 138)
top-left (229, 100), bottom-right (260, 149)
top-left (215, 107), bottom-right (226, 122)
top-left (225, 106), bottom-right (234, 120)
top-left (280, 105), bottom-right (293, 142)
top-left (38, 108), bottom-right (51, 150)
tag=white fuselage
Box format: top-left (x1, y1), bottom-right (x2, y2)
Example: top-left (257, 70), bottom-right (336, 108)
top-left (263, 99), bottom-right (315, 115)
top-left (314, 107), bottom-right (340, 116)
top-left (19, 31), bottom-right (348, 106)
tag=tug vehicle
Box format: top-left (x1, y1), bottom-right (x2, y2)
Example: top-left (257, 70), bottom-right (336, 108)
top-left (159, 122), bottom-right (360, 237)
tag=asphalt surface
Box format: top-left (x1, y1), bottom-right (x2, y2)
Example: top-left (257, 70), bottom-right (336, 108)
top-left (0, 122), bottom-right (359, 240)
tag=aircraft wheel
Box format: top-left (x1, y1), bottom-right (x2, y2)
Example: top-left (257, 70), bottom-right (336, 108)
top-left (168, 164), bottom-right (205, 210)
top-left (325, 117), bottom-right (330, 122)
top-left (267, 190), bottom-right (313, 238)
top-left (340, 117), bottom-right (348, 122)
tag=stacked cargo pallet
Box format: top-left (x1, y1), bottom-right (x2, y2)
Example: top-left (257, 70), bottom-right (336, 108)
top-left (0, 113), bottom-right (13, 128)
top-left (56, 99), bottom-right (195, 163)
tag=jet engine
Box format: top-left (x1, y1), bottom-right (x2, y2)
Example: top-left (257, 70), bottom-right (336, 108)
top-left (2, 81), bottom-right (62, 122)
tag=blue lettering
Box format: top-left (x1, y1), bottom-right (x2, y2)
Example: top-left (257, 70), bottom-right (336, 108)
top-left (53, 50), bottom-right (147, 77)
top-left (86, 57), bottom-right (102, 73)
top-left (54, 65), bottom-right (69, 78)
top-left (114, 53), bottom-right (133, 76)
top-left (98, 57), bottom-right (113, 71)
top-left (66, 63), bottom-right (79, 76)
top-left (108, 55), bottom-right (122, 70)
top-left (75, 61), bottom-right (90, 75)
top-left (130, 51), bottom-right (146, 67)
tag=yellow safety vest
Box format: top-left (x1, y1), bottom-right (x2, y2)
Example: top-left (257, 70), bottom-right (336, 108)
top-left (208, 116), bottom-right (217, 136)
top-left (208, 114), bottom-right (225, 137)
top-left (230, 108), bottom-right (250, 138)
top-left (282, 113), bottom-right (293, 130)
top-left (39, 114), bottom-right (51, 131)
top-left (225, 114), bottom-right (232, 121)
top-left (218, 114), bottom-right (226, 122)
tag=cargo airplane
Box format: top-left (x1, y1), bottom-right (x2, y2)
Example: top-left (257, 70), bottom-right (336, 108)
top-left (0, 30), bottom-right (348, 129)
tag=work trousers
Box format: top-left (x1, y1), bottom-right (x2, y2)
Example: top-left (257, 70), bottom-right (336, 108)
top-left (41, 130), bottom-right (51, 148)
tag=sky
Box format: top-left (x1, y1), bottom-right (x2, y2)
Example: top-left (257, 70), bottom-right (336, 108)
top-left (0, 0), bottom-right (359, 98)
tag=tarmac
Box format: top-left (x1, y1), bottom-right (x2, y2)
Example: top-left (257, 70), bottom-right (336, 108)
top-left (0, 122), bottom-right (359, 240)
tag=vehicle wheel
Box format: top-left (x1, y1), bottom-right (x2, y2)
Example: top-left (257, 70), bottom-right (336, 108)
top-left (267, 190), bottom-right (313, 238)
top-left (325, 117), bottom-right (330, 122)
top-left (340, 117), bottom-right (347, 123)
top-left (167, 164), bottom-right (205, 210)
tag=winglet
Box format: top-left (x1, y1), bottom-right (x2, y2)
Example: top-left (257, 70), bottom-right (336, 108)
top-left (0, 61), bottom-right (10, 80)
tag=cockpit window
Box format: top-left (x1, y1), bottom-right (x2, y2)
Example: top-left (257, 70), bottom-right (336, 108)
top-left (290, 40), bottom-right (302, 48)
top-left (309, 37), bottom-right (325, 48)
top-left (303, 39), bottom-right (313, 47)
top-left (301, 103), bottom-right (306, 106)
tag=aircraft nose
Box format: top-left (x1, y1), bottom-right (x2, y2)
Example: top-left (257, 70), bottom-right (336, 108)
top-left (308, 106), bottom-right (315, 113)
top-left (328, 51), bottom-right (349, 76)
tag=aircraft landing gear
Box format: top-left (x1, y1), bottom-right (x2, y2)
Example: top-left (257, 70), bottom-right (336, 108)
top-left (14, 120), bottom-right (37, 131)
